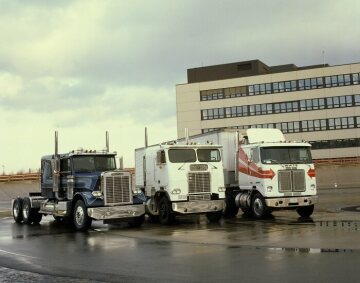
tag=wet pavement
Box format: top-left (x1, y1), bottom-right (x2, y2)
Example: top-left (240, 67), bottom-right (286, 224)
top-left (0, 188), bottom-right (360, 282)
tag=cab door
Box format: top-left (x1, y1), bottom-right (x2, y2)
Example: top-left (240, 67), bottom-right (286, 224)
top-left (41, 160), bottom-right (55, 198)
top-left (155, 150), bottom-right (167, 188)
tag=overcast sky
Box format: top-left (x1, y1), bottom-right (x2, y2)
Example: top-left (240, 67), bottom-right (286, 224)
top-left (0, 0), bottom-right (359, 173)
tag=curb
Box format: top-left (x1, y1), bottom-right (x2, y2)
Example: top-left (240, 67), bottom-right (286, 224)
top-left (0, 210), bottom-right (11, 218)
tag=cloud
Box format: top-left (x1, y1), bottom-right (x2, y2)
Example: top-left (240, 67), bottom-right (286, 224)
top-left (0, 0), bottom-right (360, 172)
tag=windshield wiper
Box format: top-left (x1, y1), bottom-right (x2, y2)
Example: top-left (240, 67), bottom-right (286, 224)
top-left (201, 161), bottom-right (218, 169)
top-left (178, 160), bottom-right (194, 170)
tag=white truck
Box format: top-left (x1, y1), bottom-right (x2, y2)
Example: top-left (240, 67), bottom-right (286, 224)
top-left (186, 128), bottom-right (317, 219)
top-left (135, 131), bottom-right (225, 225)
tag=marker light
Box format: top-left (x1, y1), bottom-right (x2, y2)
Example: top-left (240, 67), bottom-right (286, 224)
top-left (92, 191), bottom-right (103, 198)
top-left (171, 188), bottom-right (181, 195)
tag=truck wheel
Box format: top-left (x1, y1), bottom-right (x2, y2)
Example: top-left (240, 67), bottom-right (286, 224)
top-left (12, 197), bottom-right (23, 223)
top-left (73, 200), bottom-right (92, 231)
top-left (206, 211), bottom-right (222, 223)
top-left (297, 205), bottom-right (314, 218)
top-left (251, 193), bottom-right (269, 219)
top-left (128, 215), bottom-right (145, 227)
top-left (32, 211), bottom-right (42, 224)
top-left (158, 197), bottom-right (175, 225)
top-left (22, 197), bottom-right (34, 224)
top-left (147, 214), bottom-right (159, 223)
top-left (223, 191), bottom-right (239, 218)
top-left (241, 207), bottom-right (253, 217)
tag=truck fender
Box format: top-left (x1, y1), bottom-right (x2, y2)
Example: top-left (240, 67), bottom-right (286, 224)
top-left (71, 193), bottom-right (88, 210)
top-left (153, 191), bottom-right (171, 206)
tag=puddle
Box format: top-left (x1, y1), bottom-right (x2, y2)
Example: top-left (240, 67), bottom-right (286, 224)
top-left (268, 247), bottom-right (354, 253)
top-left (316, 221), bottom-right (360, 231)
top-left (342, 206), bottom-right (360, 212)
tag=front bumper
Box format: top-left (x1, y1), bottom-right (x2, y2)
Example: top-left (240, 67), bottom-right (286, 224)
top-left (265, 196), bottom-right (317, 208)
top-left (172, 200), bottom-right (225, 214)
top-left (87, 204), bottom-right (145, 220)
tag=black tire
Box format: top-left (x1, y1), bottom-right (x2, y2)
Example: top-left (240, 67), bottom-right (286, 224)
top-left (241, 207), bottom-right (253, 217)
top-left (206, 211), bottom-right (222, 223)
top-left (223, 190), bottom-right (239, 218)
top-left (297, 205), bottom-right (314, 218)
top-left (53, 216), bottom-right (64, 222)
top-left (12, 197), bottom-right (23, 223)
top-left (32, 212), bottom-right (43, 224)
top-left (128, 215), bottom-right (145, 227)
top-left (158, 197), bottom-right (175, 225)
top-left (73, 200), bottom-right (92, 231)
top-left (251, 193), bottom-right (269, 219)
top-left (147, 214), bottom-right (159, 223)
top-left (22, 197), bottom-right (34, 224)
top-left (22, 197), bottom-right (43, 225)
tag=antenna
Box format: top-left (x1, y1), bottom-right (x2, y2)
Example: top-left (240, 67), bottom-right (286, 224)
top-left (145, 127), bottom-right (148, 148)
top-left (322, 50), bottom-right (326, 67)
top-left (119, 156), bottom-right (124, 170)
top-left (54, 131), bottom-right (58, 156)
top-left (106, 131), bottom-right (109, 152)
top-left (185, 128), bottom-right (189, 144)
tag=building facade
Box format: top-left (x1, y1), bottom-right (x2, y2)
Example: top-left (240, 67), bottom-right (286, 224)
top-left (176, 60), bottom-right (360, 160)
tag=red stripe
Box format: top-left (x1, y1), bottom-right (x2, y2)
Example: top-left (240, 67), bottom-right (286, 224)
top-left (238, 148), bottom-right (275, 179)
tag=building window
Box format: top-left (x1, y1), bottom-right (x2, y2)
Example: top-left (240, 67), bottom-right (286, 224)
top-left (272, 82), bottom-right (279, 93)
top-left (325, 76), bottom-right (331, 87)
top-left (248, 85), bottom-right (255, 95)
top-left (199, 71), bottom-right (360, 102)
top-left (355, 94), bottom-right (360, 106)
top-left (298, 79), bottom-right (305, 91)
top-left (265, 83), bottom-right (272, 94)
top-left (202, 116), bottom-right (358, 134)
top-left (202, 110), bottom-right (208, 120)
top-left (352, 73), bottom-right (360, 84)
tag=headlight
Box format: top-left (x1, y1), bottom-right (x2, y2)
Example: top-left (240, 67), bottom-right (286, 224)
top-left (310, 184), bottom-right (316, 190)
top-left (267, 186), bottom-right (273, 192)
top-left (218, 187), bottom-right (226, 192)
top-left (132, 188), bottom-right (143, 195)
top-left (171, 188), bottom-right (181, 195)
top-left (92, 191), bottom-right (103, 198)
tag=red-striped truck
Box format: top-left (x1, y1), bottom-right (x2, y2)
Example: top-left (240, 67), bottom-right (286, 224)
top-left (184, 128), bottom-right (317, 219)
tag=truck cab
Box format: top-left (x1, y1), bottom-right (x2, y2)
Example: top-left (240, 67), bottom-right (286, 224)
top-left (236, 129), bottom-right (317, 218)
top-left (135, 143), bottom-right (225, 224)
top-left (12, 132), bottom-right (146, 231)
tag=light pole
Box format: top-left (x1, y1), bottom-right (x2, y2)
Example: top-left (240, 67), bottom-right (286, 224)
top-left (1, 165), bottom-right (5, 175)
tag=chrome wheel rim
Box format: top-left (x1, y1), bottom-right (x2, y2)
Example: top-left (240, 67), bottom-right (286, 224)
top-left (75, 206), bottom-right (84, 226)
top-left (22, 202), bottom-right (29, 219)
top-left (13, 202), bottom-right (20, 218)
top-left (253, 198), bottom-right (263, 216)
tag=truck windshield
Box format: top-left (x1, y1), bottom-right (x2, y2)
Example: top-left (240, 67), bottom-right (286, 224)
top-left (197, 149), bottom-right (221, 162)
top-left (260, 147), bottom-right (312, 164)
top-left (73, 156), bottom-right (116, 173)
top-left (168, 149), bottom-right (196, 163)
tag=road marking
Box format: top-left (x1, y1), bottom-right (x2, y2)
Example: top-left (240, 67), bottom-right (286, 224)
top-left (0, 249), bottom-right (37, 259)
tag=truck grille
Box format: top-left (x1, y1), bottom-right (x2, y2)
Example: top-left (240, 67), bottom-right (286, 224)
top-left (278, 170), bottom-right (305, 192)
top-left (190, 164), bottom-right (208, 171)
top-left (188, 172), bottom-right (211, 194)
top-left (189, 194), bottom-right (211, 201)
top-left (103, 173), bottom-right (132, 205)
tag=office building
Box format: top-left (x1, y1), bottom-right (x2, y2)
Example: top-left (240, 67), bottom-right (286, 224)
top-left (176, 59), bottom-right (360, 160)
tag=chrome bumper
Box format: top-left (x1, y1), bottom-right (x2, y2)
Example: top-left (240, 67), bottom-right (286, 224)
top-left (87, 204), bottom-right (145, 220)
top-left (172, 200), bottom-right (225, 214)
top-left (265, 196), bottom-right (317, 208)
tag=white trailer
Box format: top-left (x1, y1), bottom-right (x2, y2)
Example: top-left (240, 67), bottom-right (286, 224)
top-left (135, 138), bottom-right (225, 225)
top-left (185, 128), bottom-right (317, 219)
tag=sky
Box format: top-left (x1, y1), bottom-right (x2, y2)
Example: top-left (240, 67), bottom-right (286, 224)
top-left (0, 0), bottom-right (359, 173)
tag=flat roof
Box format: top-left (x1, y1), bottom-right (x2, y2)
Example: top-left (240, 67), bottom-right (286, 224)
top-left (187, 59), bottom-right (331, 83)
